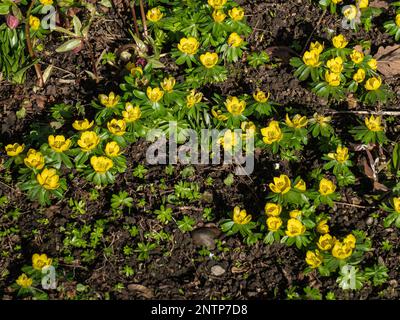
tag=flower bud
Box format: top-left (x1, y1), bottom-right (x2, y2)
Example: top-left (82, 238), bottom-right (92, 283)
top-left (6, 15), bottom-right (19, 29)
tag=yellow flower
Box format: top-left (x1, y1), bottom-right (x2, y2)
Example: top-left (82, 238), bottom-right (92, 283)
top-left (130, 65), bottom-right (143, 77)
top-left (269, 174), bottom-right (291, 194)
top-left (29, 16), bottom-right (40, 31)
top-left (319, 178), bottom-right (336, 196)
top-left (285, 218), bottom-right (306, 237)
top-left (316, 219), bottom-right (330, 234)
top-left (37, 168), bottom-right (60, 190)
top-left (261, 120), bottom-right (282, 144)
top-left (208, 0), bottom-right (227, 9)
top-left (358, 0), bottom-right (368, 9)
top-left (302, 50), bottom-right (320, 67)
top-left (225, 96), bottom-right (246, 116)
top-left (32, 253), bottom-right (52, 270)
top-left (77, 131), bottom-right (100, 152)
top-left (317, 234), bottom-right (335, 251)
top-left (344, 234), bottom-right (356, 249)
top-left (227, 32), bottom-right (243, 47)
top-left (90, 156), bottom-right (113, 174)
top-left (265, 203), bottom-right (282, 216)
top-left (332, 241), bottom-right (353, 259)
top-left (332, 34), bottom-right (348, 48)
top-left (285, 114), bottom-right (308, 129)
top-left (309, 41), bottom-right (324, 54)
top-left (228, 7), bottom-right (244, 21)
top-left (350, 49), bottom-right (364, 64)
top-left (40, 0), bottom-right (53, 5)
top-left (211, 109), bottom-right (228, 121)
top-left (105, 141), bottom-right (121, 158)
top-left (311, 113), bottom-right (331, 127)
top-left (353, 68), bottom-right (366, 83)
top-left (393, 197), bottom-right (400, 213)
top-left (328, 145), bottom-right (349, 163)
top-left (233, 206), bottom-right (251, 225)
top-left (396, 13), bottom-right (400, 27)
top-left (200, 52), bottom-right (219, 68)
top-left (367, 58), bottom-right (377, 70)
top-left (294, 179), bottom-right (306, 191)
top-left (325, 71), bottom-right (341, 87)
top-left (73, 119), bottom-right (94, 131)
top-left (218, 130), bottom-right (239, 150)
top-left (146, 7), bottom-right (163, 22)
top-left (212, 10), bottom-right (226, 23)
top-left (16, 274), bottom-right (33, 288)
top-left (177, 37), bottom-right (200, 55)
top-left (147, 86), bottom-right (164, 103)
top-left (343, 5), bottom-right (357, 20)
top-left (241, 121), bottom-right (256, 135)
top-left (326, 57), bottom-right (343, 73)
top-left (186, 90), bottom-right (203, 108)
top-left (332, 0), bottom-right (343, 3)
top-left (5, 143), bottom-right (24, 157)
top-left (289, 209), bottom-right (302, 218)
top-left (99, 92), bottom-right (120, 108)
top-left (267, 216), bottom-right (283, 232)
top-left (305, 250), bottom-right (323, 268)
top-left (364, 77), bottom-right (381, 91)
top-left (253, 90), bottom-right (270, 103)
top-left (107, 119), bottom-right (126, 136)
top-left (365, 115), bottom-right (383, 132)
top-left (48, 135), bottom-right (71, 153)
top-left (24, 149), bottom-right (45, 170)
top-left (122, 103), bottom-right (141, 122)
top-left (161, 76), bottom-right (176, 92)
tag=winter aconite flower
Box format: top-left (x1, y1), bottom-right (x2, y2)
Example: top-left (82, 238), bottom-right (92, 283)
top-left (316, 219), bottom-right (330, 234)
top-left (48, 135), bottom-right (71, 153)
top-left (343, 5), bottom-right (357, 20)
top-left (265, 203), bottom-right (282, 216)
top-left (328, 145), bottom-right (349, 163)
top-left (332, 240), bottom-right (353, 259)
top-left (73, 119), bottom-right (94, 131)
top-left (227, 32), bottom-right (243, 47)
top-left (312, 113), bottom-right (331, 127)
top-left (186, 90), bottom-right (203, 108)
top-left (285, 218), bottom-right (306, 237)
top-left (332, 34), bottom-right (348, 48)
top-left (365, 115), bottom-right (383, 132)
top-left (393, 197), bottom-right (400, 212)
top-left (105, 141), bottom-right (121, 158)
top-left (343, 234), bottom-right (356, 249)
top-left (364, 77), bottom-right (381, 91)
top-left (332, 0), bottom-right (343, 3)
top-left (218, 130), bottom-right (239, 150)
top-left (122, 103), bottom-right (141, 122)
top-left (319, 178), bottom-right (336, 196)
top-left (32, 253), bottom-right (52, 270)
top-left (99, 92), bottom-right (120, 108)
top-left (267, 216), bottom-right (282, 232)
top-left (269, 174), bottom-right (291, 195)
top-left (326, 57), bottom-right (343, 73)
top-left (78, 131), bottom-right (100, 152)
top-left (5, 143), bottom-right (24, 157)
top-left (261, 121), bottom-right (282, 144)
top-left (208, 0), bottom-right (227, 9)
top-left (29, 16), bottom-right (40, 31)
top-left (146, 7), bottom-right (163, 22)
top-left (146, 86), bottom-right (164, 103)
top-left (309, 41), bottom-right (324, 54)
top-left (396, 13), bottom-right (400, 27)
top-left (228, 7), bottom-right (244, 21)
top-left (325, 71), bottom-right (341, 87)
top-left (253, 90), bottom-right (270, 103)
top-left (161, 76), bottom-right (176, 92)
top-left (225, 96), bottom-right (246, 116)
top-left (232, 206), bottom-right (251, 224)
top-left (305, 250), bottom-right (323, 268)
top-left (353, 69), bottom-right (366, 83)
top-left (177, 37), bottom-right (199, 55)
top-left (16, 274), bottom-right (33, 288)
top-left (358, 0), bottom-right (368, 9)
top-left (350, 49), bottom-right (364, 64)
top-left (200, 52), bottom-right (219, 68)
top-left (302, 50), bottom-right (320, 67)
top-left (289, 209), bottom-right (302, 218)
top-left (212, 10), bottom-right (226, 23)
top-left (40, 0), bottom-right (53, 5)
top-left (24, 149), bottom-right (45, 170)
top-left (37, 168), bottom-right (60, 190)
top-left (294, 179), bottom-right (306, 191)
top-left (211, 109), bottom-right (228, 121)
top-left (317, 234), bottom-right (335, 250)
top-left (107, 119), bottom-right (126, 136)
top-left (367, 58), bottom-right (377, 70)
top-left (241, 121), bottom-right (256, 136)
top-left (285, 114), bottom-right (308, 128)
top-left (90, 156), bottom-right (113, 173)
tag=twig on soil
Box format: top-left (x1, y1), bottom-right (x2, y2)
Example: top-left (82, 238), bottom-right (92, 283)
top-left (25, 0), bottom-right (44, 87)
top-left (177, 206), bottom-right (204, 212)
top-left (327, 110), bottom-right (400, 116)
top-left (334, 201), bottom-right (375, 209)
top-left (0, 180), bottom-right (17, 192)
top-left (139, 0), bottom-right (148, 37)
top-left (84, 39), bottom-right (99, 83)
top-left (125, 0), bottom-right (140, 38)
top-left (302, 10), bottom-right (326, 55)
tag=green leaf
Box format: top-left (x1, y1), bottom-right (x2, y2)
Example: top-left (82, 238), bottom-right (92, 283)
top-left (56, 39), bottom-right (82, 53)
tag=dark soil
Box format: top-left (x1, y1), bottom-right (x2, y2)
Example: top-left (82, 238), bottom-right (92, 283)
top-left (0, 0), bottom-right (399, 300)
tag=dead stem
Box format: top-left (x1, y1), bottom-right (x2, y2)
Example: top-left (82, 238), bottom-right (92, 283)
top-left (334, 201), bottom-right (375, 209)
top-left (327, 110), bottom-right (400, 116)
top-left (139, 0), bottom-right (148, 37)
top-left (302, 10), bottom-right (326, 55)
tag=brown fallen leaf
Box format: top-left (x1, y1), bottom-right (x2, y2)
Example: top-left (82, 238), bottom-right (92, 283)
top-left (373, 181), bottom-right (389, 192)
top-left (127, 284), bottom-right (154, 299)
top-left (369, 0), bottom-right (389, 9)
top-left (362, 157), bottom-right (375, 180)
top-left (373, 44), bottom-right (400, 77)
top-left (265, 46), bottom-right (296, 63)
